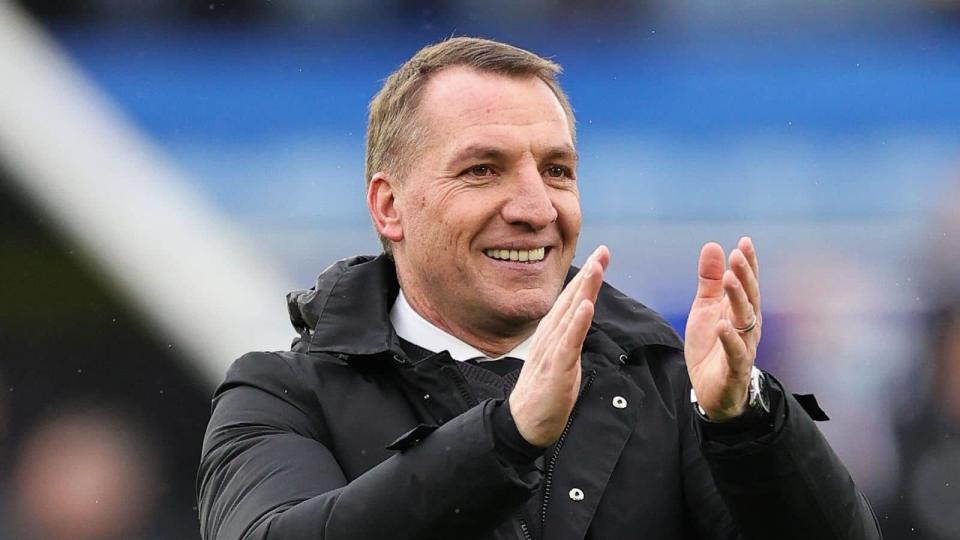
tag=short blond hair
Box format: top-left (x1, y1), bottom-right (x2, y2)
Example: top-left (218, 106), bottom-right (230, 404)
top-left (365, 36), bottom-right (577, 253)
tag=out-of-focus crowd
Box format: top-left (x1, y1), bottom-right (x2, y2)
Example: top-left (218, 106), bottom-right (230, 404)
top-left (0, 406), bottom-right (157, 540)
top-left (0, 168), bottom-right (208, 539)
top-left (878, 181), bottom-right (960, 538)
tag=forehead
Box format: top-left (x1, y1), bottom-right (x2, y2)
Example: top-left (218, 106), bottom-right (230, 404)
top-left (415, 66), bottom-right (573, 152)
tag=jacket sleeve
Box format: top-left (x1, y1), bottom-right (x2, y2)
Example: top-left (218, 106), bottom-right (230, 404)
top-left (678, 386), bottom-right (743, 540)
top-left (196, 352), bottom-right (540, 540)
top-left (687, 371), bottom-right (882, 540)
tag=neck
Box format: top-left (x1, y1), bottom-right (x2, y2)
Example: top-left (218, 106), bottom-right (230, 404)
top-left (400, 287), bottom-right (535, 358)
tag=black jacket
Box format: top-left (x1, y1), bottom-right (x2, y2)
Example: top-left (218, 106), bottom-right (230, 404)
top-left (197, 254), bottom-right (882, 539)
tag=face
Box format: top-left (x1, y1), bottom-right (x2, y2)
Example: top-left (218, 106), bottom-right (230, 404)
top-left (387, 67), bottom-right (581, 339)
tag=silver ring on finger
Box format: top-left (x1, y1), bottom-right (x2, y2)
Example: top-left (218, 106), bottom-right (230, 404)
top-left (734, 315), bottom-right (757, 334)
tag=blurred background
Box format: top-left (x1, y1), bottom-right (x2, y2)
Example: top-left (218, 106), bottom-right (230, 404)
top-left (0, 0), bottom-right (958, 538)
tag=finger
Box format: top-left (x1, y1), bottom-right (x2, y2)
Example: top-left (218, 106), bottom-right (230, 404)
top-left (593, 244), bottom-right (611, 272)
top-left (716, 320), bottom-right (752, 378)
top-left (560, 299), bottom-right (595, 364)
top-left (738, 236), bottom-right (759, 280)
top-left (555, 258), bottom-right (603, 339)
top-left (544, 246), bottom-right (607, 330)
top-left (578, 251), bottom-right (610, 302)
top-left (729, 248), bottom-right (761, 313)
top-left (539, 247), bottom-right (597, 332)
top-left (555, 246), bottom-right (605, 312)
top-left (569, 247), bottom-right (608, 310)
top-left (695, 242), bottom-right (725, 301)
top-left (722, 269), bottom-right (756, 332)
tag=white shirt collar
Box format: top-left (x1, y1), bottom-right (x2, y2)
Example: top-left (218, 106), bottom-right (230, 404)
top-left (390, 289), bottom-right (532, 362)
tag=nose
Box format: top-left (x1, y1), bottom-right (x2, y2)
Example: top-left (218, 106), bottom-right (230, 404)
top-left (500, 161), bottom-right (558, 230)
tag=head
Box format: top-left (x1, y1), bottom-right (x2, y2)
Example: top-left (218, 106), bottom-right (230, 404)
top-left (12, 408), bottom-right (157, 540)
top-left (365, 37), bottom-right (581, 352)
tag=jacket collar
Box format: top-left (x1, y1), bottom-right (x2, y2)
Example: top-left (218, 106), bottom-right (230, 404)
top-left (286, 253), bottom-right (683, 358)
top-left (287, 254), bottom-right (399, 356)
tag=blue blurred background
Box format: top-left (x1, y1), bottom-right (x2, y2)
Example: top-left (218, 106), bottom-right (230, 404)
top-left (1, 0), bottom-right (959, 538)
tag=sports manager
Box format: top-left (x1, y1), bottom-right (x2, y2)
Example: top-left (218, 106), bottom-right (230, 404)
top-left (197, 37), bottom-right (883, 540)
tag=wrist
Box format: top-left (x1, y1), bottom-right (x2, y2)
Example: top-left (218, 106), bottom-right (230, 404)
top-left (698, 391), bottom-right (748, 422)
top-left (507, 394), bottom-right (556, 448)
top-left (694, 367), bottom-right (769, 422)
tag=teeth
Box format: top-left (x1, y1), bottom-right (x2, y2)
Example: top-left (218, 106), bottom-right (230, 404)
top-left (484, 247), bottom-right (546, 262)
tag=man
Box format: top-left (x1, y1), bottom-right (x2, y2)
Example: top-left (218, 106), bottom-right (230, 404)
top-left (197, 37), bottom-right (882, 539)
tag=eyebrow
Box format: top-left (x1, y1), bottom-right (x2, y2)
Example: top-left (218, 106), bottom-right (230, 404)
top-left (445, 143), bottom-right (579, 168)
top-left (541, 145), bottom-right (579, 165)
top-left (447, 145), bottom-right (509, 166)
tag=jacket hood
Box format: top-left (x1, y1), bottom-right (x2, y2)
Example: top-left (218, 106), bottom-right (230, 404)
top-left (287, 253), bottom-right (682, 357)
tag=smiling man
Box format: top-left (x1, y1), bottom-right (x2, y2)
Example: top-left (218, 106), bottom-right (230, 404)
top-left (197, 38), bottom-right (882, 539)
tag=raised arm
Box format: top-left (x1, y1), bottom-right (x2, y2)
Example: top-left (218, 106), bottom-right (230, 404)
top-left (681, 237), bottom-right (881, 539)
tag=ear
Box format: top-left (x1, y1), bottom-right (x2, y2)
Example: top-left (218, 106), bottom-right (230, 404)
top-left (367, 172), bottom-right (404, 244)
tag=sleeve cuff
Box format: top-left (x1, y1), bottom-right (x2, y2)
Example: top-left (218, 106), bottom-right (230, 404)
top-left (491, 399), bottom-right (543, 464)
top-left (695, 371), bottom-right (785, 445)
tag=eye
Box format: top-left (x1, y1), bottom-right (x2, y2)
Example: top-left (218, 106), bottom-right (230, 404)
top-left (545, 165), bottom-right (572, 179)
top-left (465, 165), bottom-right (494, 177)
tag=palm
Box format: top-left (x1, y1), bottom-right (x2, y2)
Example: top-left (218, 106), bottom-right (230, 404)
top-left (683, 239), bottom-right (762, 419)
top-left (685, 293), bottom-right (738, 409)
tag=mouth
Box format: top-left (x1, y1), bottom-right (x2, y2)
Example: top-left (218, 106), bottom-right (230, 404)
top-left (483, 246), bottom-right (548, 263)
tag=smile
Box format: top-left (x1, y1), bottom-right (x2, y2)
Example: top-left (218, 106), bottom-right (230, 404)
top-left (483, 247), bottom-right (547, 263)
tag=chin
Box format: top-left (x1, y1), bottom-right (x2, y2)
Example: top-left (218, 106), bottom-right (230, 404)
top-left (486, 290), bottom-right (554, 325)
top-left (501, 304), bottom-right (550, 324)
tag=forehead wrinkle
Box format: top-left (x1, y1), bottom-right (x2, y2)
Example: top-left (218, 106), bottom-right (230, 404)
top-left (451, 103), bottom-right (565, 129)
top-left (429, 82), bottom-right (566, 129)
top-left (444, 118), bottom-right (574, 153)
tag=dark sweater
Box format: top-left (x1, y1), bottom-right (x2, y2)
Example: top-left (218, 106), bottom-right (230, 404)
top-left (397, 338), bottom-right (544, 539)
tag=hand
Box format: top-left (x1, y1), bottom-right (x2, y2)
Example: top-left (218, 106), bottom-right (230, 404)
top-left (509, 245), bottom-right (610, 447)
top-left (684, 237), bottom-right (762, 421)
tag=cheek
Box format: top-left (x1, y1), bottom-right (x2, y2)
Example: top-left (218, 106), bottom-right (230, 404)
top-left (554, 194), bottom-right (582, 238)
top-left (410, 200), bottom-right (472, 267)
top-left (438, 213), bottom-right (475, 267)
top-left (409, 184), bottom-right (499, 270)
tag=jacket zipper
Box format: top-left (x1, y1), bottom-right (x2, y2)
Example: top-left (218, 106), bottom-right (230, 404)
top-left (540, 370), bottom-right (597, 528)
top-left (519, 516), bottom-right (533, 540)
top-left (448, 363), bottom-right (533, 540)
